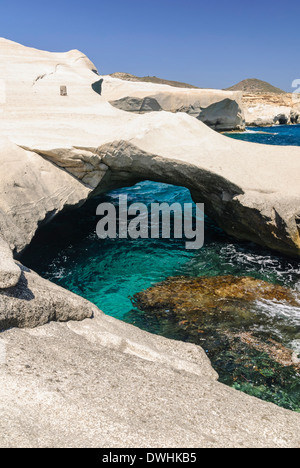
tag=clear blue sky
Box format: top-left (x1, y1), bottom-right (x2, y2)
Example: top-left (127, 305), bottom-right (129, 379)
top-left (1, 0), bottom-right (299, 91)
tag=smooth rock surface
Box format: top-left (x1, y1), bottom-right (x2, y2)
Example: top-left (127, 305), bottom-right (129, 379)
top-left (245, 104), bottom-right (299, 127)
top-left (1, 39), bottom-right (300, 257)
top-left (0, 312), bottom-right (299, 448)
top-left (0, 238), bottom-right (21, 288)
top-left (0, 138), bottom-right (91, 255)
top-left (0, 263), bottom-right (95, 330)
top-left (102, 74), bottom-right (245, 131)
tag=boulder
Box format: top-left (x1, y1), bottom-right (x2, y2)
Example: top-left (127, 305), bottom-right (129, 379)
top-left (193, 98), bottom-right (244, 131)
top-left (101, 74), bottom-right (245, 131)
top-left (0, 238), bottom-right (21, 288)
top-left (0, 138), bottom-right (91, 255)
top-left (0, 263), bottom-right (95, 330)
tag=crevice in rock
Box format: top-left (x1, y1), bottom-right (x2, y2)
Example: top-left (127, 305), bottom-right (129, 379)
top-left (91, 79), bottom-right (103, 96)
top-left (32, 64), bottom-right (62, 86)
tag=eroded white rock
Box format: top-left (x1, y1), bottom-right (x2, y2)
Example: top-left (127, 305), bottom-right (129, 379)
top-left (0, 38), bottom-right (299, 449)
top-left (0, 238), bottom-right (20, 288)
top-left (0, 38), bottom-right (300, 259)
top-left (101, 74), bottom-right (245, 131)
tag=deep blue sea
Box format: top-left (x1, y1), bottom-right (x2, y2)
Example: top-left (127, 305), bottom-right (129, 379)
top-left (228, 124), bottom-right (300, 146)
top-left (21, 125), bottom-right (300, 412)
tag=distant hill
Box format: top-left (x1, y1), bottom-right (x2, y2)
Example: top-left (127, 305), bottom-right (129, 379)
top-left (109, 72), bottom-right (200, 89)
top-left (225, 78), bottom-right (286, 94)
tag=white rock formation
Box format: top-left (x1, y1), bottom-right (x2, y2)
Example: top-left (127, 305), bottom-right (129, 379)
top-left (244, 104), bottom-right (300, 127)
top-left (0, 38), bottom-right (300, 258)
top-left (0, 38), bottom-right (300, 447)
top-left (0, 263), bottom-right (95, 329)
top-left (0, 237), bottom-right (21, 288)
top-left (101, 74), bottom-right (245, 131)
top-left (242, 93), bottom-right (300, 127)
top-left (0, 311), bottom-right (299, 448)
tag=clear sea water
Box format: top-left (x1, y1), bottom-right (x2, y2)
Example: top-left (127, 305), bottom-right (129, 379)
top-left (21, 125), bottom-right (300, 411)
top-left (228, 124), bottom-right (300, 146)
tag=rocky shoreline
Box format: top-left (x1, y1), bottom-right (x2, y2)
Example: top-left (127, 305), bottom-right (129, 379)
top-left (131, 275), bottom-right (300, 412)
top-left (242, 92), bottom-right (300, 127)
top-left (102, 74), bottom-right (245, 132)
top-left (0, 38), bottom-right (300, 448)
top-left (105, 75), bottom-right (300, 129)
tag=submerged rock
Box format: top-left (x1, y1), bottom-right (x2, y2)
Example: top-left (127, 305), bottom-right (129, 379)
top-left (234, 332), bottom-right (300, 368)
top-left (133, 275), bottom-right (300, 314)
top-left (131, 275), bottom-right (300, 411)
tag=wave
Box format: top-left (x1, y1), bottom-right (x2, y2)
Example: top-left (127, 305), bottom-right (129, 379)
top-left (245, 129), bottom-right (278, 135)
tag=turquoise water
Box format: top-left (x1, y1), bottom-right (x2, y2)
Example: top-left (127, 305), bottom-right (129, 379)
top-left (22, 183), bottom-right (199, 319)
top-left (21, 125), bottom-right (300, 411)
top-left (22, 181), bottom-right (300, 321)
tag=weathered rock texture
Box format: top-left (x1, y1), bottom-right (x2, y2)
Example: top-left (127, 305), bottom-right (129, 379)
top-left (0, 312), bottom-right (299, 448)
top-left (0, 138), bottom-right (90, 255)
top-left (0, 263), bottom-right (95, 330)
top-left (110, 71), bottom-right (200, 89)
top-left (0, 238), bottom-right (21, 289)
top-left (225, 79), bottom-right (300, 126)
top-left (102, 74), bottom-right (245, 131)
top-left (0, 38), bottom-right (299, 259)
top-left (0, 38), bottom-right (300, 447)
top-left (242, 93), bottom-right (300, 127)
top-left (133, 275), bottom-right (300, 313)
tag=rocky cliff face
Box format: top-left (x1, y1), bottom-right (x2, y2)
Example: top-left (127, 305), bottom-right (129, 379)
top-left (102, 74), bottom-right (245, 131)
top-left (225, 79), bottom-right (300, 127)
top-left (242, 92), bottom-right (300, 127)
